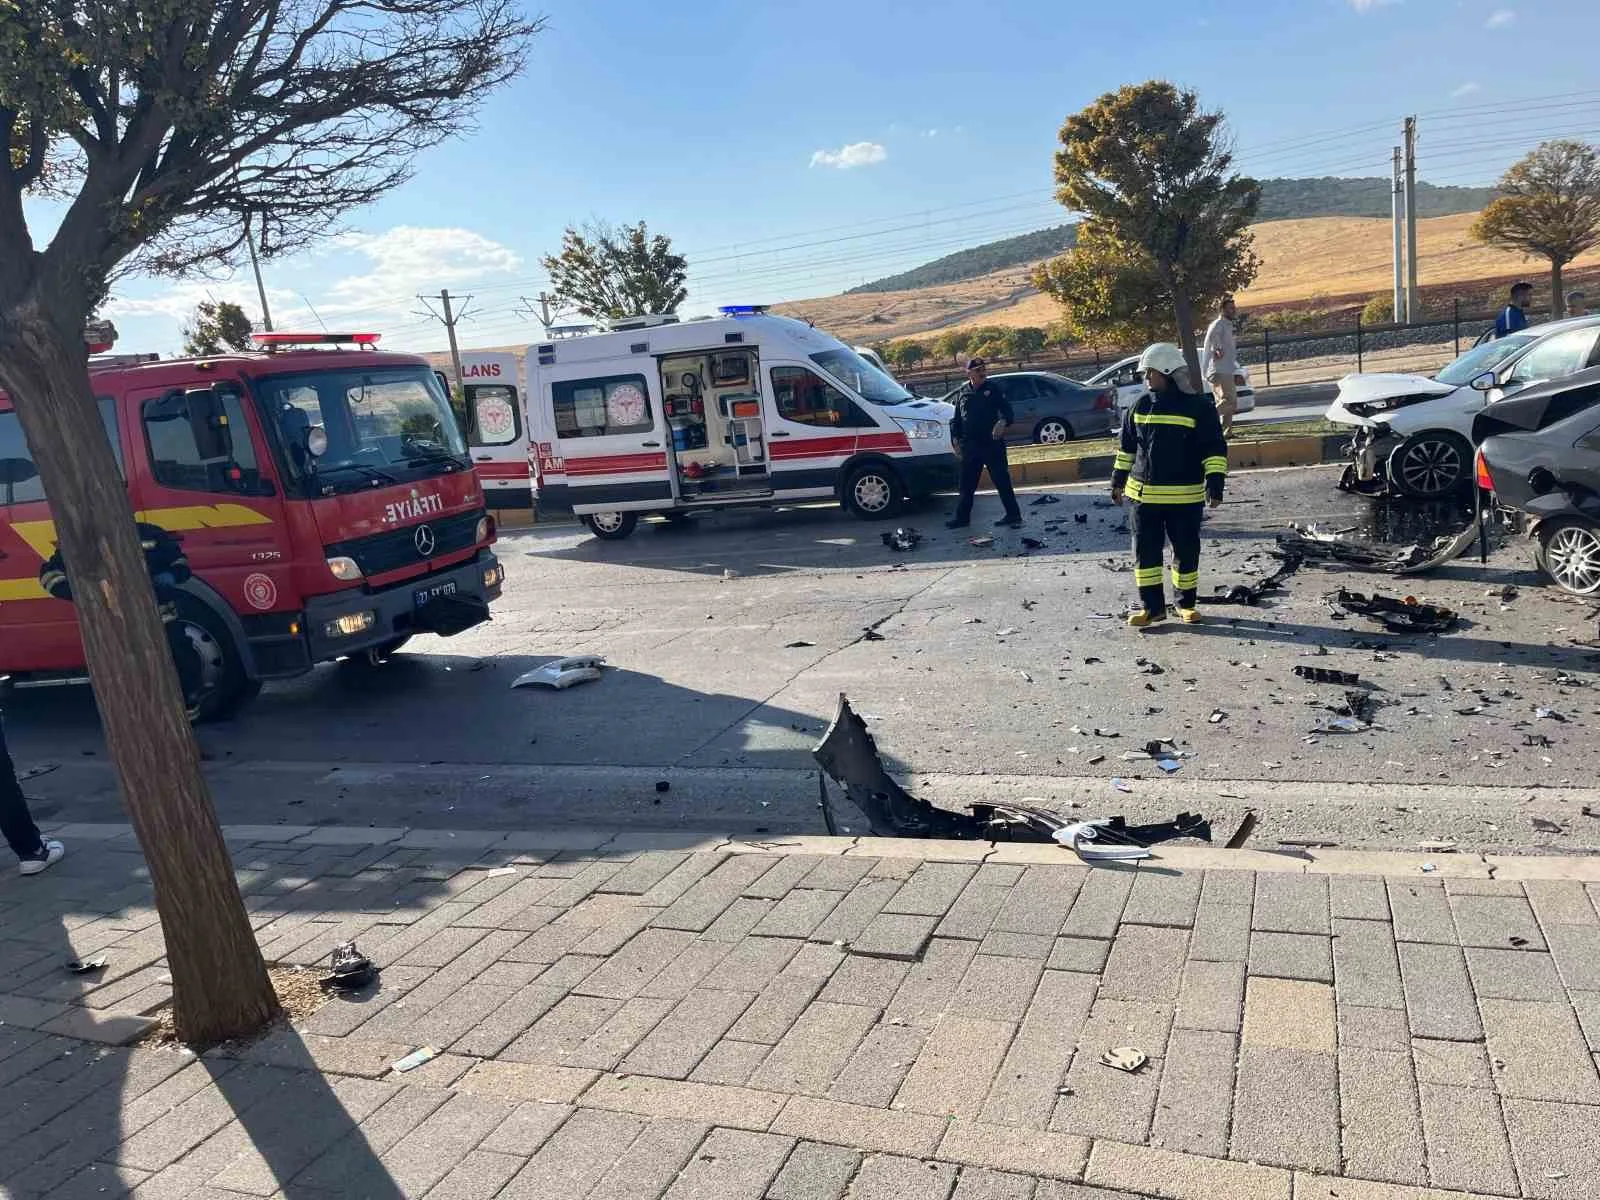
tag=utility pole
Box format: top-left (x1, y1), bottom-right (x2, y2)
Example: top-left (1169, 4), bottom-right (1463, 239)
top-left (1391, 146), bottom-right (1406, 323)
top-left (518, 293), bottom-right (554, 331)
top-left (417, 289), bottom-right (472, 390)
top-left (1403, 116), bottom-right (1420, 324)
top-left (244, 214), bottom-right (274, 332)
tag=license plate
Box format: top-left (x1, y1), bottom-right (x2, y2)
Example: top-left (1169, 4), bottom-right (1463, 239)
top-left (414, 580), bottom-right (457, 608)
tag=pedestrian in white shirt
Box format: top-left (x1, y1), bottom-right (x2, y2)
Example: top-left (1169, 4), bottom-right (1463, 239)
top-left (1202, 295), bottom-right (1245, 435)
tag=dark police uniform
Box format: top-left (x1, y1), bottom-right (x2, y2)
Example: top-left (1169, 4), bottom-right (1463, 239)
top-left (1111, 382), bottom-right (1229, 617)
top-left (949, 377), bottom-right (1021, 526)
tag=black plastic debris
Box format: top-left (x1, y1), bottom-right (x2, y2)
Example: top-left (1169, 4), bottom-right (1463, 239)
top-left (1030, 494), bottom-right (1062, 506)
top-left (1295, 664), bottom-right (1362, 686)
top-left (1021, 537), bottom-right (1045, 550)
top-left (1276, 520), bottom-right (1478, 576)
top-left (1332, 589), bottom-right (1459, 635)
top-left (1074, 513), bottom-right (1089, 524)
top-left (66, 956), bottom-right (109, 975)
top-left (655, 780), bottom-right (671, 793)
top-left (785, 640), bottom-right (816, 648)
top-left (881, 527), bottom-right (922, 552)
top-left (320, 941), bottom-right (377, 991)
top-left (1200, 554), bottom-right (1302, 606)
top-left (1524, 733), bottom-right (1553, 748)
top-left (1532, 818), bottom-right (1565, 834)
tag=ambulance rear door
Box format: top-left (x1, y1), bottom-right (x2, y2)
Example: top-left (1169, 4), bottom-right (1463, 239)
top-left (533, 349), bottom-right (677, 514)
top-left (459, 351), bottom-right (529, 510)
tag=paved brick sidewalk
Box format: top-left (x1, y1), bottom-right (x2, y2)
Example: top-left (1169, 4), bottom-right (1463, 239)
top-left (4, 825), bottom-right (1600, 1200)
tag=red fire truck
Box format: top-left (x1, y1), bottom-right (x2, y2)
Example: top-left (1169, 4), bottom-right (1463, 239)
top-left (0, 332), bottom-right (503, 720)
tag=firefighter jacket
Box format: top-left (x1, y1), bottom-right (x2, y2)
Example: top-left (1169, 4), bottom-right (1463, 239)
top-left (39, 524), bottom-right (192, 622)
top-left (1110, 383), bottom-right (1229, 505)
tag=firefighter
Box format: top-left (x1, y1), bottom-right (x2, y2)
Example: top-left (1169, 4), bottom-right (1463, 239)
top-left (39, 525), bottom-right (204, 703)
top-left (1110, 343), bottom-right (1229, 628)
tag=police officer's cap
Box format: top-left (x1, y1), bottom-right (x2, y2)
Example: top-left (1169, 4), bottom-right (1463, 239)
top-left (965, 357), bottom-right (986, 370)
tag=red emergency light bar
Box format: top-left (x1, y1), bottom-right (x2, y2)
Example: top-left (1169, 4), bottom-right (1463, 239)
top-left (250, 332), bottom-right (381, 350)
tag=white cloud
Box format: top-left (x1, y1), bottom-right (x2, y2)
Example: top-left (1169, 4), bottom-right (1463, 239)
top-left (1451, 81), bottom-right (1482, 97)
top-left (809, 141), bottom-right (888, 170)
top-left (922, 129), bottom-right (939, 138)
top-left (1485, 8), bottom-right (1514, 27)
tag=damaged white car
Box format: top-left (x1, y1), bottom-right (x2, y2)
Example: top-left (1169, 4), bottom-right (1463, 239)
top-left (1327, 316), bottom-right (1600, 498)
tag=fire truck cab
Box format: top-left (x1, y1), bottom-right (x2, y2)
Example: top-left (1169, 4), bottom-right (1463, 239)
top-left (0, 333), bottom-right (504, 720)
top-left (528, 308), bottom-right (958, 539)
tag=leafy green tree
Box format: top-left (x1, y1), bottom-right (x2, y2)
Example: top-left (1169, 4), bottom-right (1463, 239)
top-left (1361, 294), bottom-right (1395, 325)
top-left (0, 0), bottom-right (542, 1046)
top-left (181, 301), bottom-right (254, 356)
top-left (1044, 318), bottom-right (1078, 351)
top-left (933, 329), bottom-right (972, 364)
top-left (1051, 81), bottom-right (1261, 382)
top-left (1471, 140), bottom-right (1600, 315)
top-left (1012, 327), bottom-right (1047, 361)
top-left (1034, 224), bottom-right (1174, 349)
top-left (543, 221), bottom-right (688, 320)
top-left (887, 340), bottom-right (927, 370)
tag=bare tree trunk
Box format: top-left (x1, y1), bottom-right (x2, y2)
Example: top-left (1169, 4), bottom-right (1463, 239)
top-left (0, 311), bottom-right (279, 1047)
top-left (1550, 259), bottom-right (1566, 318)
top-left (1169, 284), bottom-right (1204, 389)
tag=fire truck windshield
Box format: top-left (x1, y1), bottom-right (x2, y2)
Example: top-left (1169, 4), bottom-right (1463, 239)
top-left (258, 366), bottom-right (468, 491)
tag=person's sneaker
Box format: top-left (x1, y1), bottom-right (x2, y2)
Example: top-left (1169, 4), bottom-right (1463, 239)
top-left (995, 516), bottom-right (1023, 528)
top-left (1127, 610), bottom-right (1167, 629)
top-left (944, 519), bottom-right (970, 529)
top-left (1177, 606), bottom-right (1202, 624)
top-left (18, 840), bottom-right (65, 877)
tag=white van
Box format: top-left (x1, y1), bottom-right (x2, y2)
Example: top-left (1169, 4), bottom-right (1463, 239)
top-left (456, 351), bottom-right (529, 512)
top-left (526, 308), bottom-right (958, 539)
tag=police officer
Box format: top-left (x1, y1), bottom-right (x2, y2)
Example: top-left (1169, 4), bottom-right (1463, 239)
top-left (1110, 343), bottom-right (1229, 628)
top-left (39, 524), bottom-right (204, 704)
top-left (946, 357), bottom-right (1023, 529)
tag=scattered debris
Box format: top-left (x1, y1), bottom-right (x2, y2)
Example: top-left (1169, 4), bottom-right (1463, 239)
top-left (881, 527), bottom-right (922, 552)
top-left (1135, 658), bottom-right (1165, 676)
top-left (1021, 599), bottom-right (1037, 611)
top-left (859, 628), bottom-right (885, 642)
top-left (65, 956), bottom-right (109, 975)
top-left (18, 762), bottom-right (60, 782)
top-left (1201, 554), bottom-right (1303, 606)
top-left (785, 639), bottom-right (816, 648)
top-left (997, 627), bottom-right (1018, 637)
top-left (391, 1046), bottom-right (439, 1074)
top-left (1531, 818), bottom-right (1565, 834)
top-left (1111, 778), bottom-right (1134, 794)
top-left (1156, 759), bottom-right (1182, 774)
top-left (1295, 665), bottom-right (1362, 686)
top-left (969, 536), bottom-right (995, 548)
top-left (1099, 1047), bottom-right (1149, 1073)
top-left (319, 941), bottom-right (377, 992)
top-left (1277, 520), bottom-right (1478, 575)
top-left (1509, 935), bottom-right (1528, 947)
top-left (1421, 863), bottom-right (1438, 873)
top-left (1535, 707), bottom-right (1565, 722)
top-left (1417, 840), bottom-right (1458, 853)
top-left (485, 866), bottom-right (518, 878)
top-left (1314, 717), bottom-right (1368, 734)
top-left (1020, 537), bottom-right (1045, 550)
top-left (1074, 512), bottom-right (1090, 524)
top-left (511, 656), bottom-right (606, 690)
top-left (1332, 589), bottom-right (1459, 635)
top-left (1524, 733), bottom-right (1553, 747)
top-left (655, 780), bottom-right (671, 793)
top-left (1030, 494), bottom-right (1061, 506)
top-left (1209, 709), bottom-right (1227, 724)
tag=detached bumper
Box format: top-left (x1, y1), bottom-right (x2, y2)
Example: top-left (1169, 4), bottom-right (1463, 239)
top-left (898, 452), bottom-right (961, 497)
top-left (304, 550), bottom-right (502, 662)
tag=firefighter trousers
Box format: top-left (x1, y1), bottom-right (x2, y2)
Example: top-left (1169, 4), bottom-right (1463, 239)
top-left (1131, 501), bottom-right (1203, 615)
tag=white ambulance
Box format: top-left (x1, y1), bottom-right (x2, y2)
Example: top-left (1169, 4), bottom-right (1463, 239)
top-left (525, 307), bottom-right (958, 539)
top-left (456, 351), bottom-right (530, 513)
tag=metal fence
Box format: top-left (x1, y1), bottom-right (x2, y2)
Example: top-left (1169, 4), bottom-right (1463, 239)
top-left (901, 300), bottom-right (1514, 397)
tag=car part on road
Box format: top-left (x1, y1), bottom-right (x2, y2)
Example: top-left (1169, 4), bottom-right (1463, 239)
top-left (391, 1046), bottom-right (439, 1073)
top-left (1295, 664), bottom-right (1362, 685)
top-left (1275, 522), bottom-right (1476, 576)
top-left (1330, 588), bottom-right (1459, 634)
top-left (511, 656), bottom-right (607, 689)
top-left (1200, 553), bottom-right (1303, 606)
top-left (881, 527), bottom-right (922, 552)
top-left (66, 956), bottom-right (109, 975)
top-left (1100, 1047), bottom-right (1149, 1073)
top-left (320, 941), bottom-right (376, 991)
top-left (1030, 494), bottom-right (1061, 506)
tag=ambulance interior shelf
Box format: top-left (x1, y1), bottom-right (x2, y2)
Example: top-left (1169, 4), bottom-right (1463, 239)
top-left (659, 351), bottom-right (768, 497)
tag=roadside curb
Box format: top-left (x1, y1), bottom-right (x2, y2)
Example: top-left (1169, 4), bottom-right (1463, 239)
top-left (44, 820), bottom-right (1600, 881)
top-left (1010, 433), bottom-right (1344, 488)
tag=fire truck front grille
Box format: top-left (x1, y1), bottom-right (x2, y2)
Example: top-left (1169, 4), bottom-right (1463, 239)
top-left (330, 510), bottom-right (484, 576)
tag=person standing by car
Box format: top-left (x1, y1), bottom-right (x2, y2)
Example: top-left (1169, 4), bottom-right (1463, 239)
top-left (947, 357), bottom-right (1023, 530)
top-left (1567, 292), bottom-right (1587, 318)
top-left (1202, 296), bottom-right (1245, 434)
top-left (1110, 343), bottom-right (1229, 628)
top-left (1494, 282), bottom-right (1534, 339)
top-left (1, 718), bottom-right (65, 876)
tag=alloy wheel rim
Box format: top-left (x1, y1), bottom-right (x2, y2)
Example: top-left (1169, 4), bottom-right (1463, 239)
top-left (854, 474), bottom-right (891, 512)
top-left (1040, 422), bottom-right (1069, 444)
top-left (1399, 439), bottom-right (1461, 495)
top-left (1549, 526), bottom-right (1600, 594)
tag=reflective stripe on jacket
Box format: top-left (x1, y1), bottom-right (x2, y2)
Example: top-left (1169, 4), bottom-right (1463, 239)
top-left (1111, 384), bottom-right (1229, 505)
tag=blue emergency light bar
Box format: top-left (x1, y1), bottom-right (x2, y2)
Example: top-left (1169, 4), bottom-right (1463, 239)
top-left (718, 305), bottom-right (767, 316)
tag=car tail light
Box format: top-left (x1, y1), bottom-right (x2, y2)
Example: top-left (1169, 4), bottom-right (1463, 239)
top-left (1094, 389), bottom-right (1114, 411)
top-left (1474, 449), bottom-right (1494, 492)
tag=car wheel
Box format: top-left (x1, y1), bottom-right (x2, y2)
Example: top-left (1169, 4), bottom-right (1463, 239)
top-left (842, 462), bottom-right (903, 520)
top-left (1035, 419), bottom-right (1073, 445)
top-left (168, 598), bottom-right (256, 723)
top-left (1536, 519), bottom-right (1600, 596)
top-left (582, 512), bottom-right (638, 540)
top-left (1388, 432), bottom-right (1471, 499)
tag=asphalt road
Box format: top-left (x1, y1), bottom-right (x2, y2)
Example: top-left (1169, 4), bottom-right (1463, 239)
top-left (12, 463), bottom-right (1600, 854)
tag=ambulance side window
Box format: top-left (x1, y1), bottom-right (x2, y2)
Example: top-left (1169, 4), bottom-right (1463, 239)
top-left (467, 385), bottom-right (520, 446)
top-left (0, 399), bottom-right (122, 506)
top-left (142, 390), bottom-right (261, 494)
top-left (553, 374), bottom-right (653, 438)
top-left (771, 367), bottom-right (873, 428)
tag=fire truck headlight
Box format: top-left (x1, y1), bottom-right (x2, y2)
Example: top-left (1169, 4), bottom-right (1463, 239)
top-left (326, 556), bottom-right (362, 581)
top-left (475, 516), bottom-right (491, 543)
top-left (323, 611), bottom-right (376, 638)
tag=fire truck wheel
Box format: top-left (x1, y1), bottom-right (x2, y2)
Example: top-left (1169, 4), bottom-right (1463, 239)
top-left (170, 598), bottom-right (256, 723)
top-left (842, 462), bottom-right (903, 520)
top-left (583, 512), bottom-right (638, 540)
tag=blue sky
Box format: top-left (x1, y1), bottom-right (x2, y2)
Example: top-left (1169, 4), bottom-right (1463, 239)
top-left (57, 0), bottom-right (1600, 355)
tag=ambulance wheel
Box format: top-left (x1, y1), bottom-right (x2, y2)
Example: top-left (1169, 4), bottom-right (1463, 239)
top-left (583, 511), bottom-right (638, 540)
top-left (843, 463), bottom-right (903, 520)
top-left (169, 597), bottom-right (255, 723)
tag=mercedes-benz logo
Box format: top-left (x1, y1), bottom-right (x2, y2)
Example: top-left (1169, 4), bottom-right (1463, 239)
top-left (413, 524), bottom-right (436, 557)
